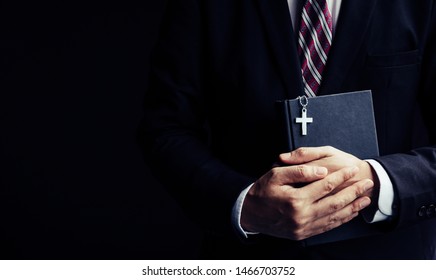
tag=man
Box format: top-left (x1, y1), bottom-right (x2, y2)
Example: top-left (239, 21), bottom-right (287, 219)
top-left (144, 0), bottom-right (436, 259)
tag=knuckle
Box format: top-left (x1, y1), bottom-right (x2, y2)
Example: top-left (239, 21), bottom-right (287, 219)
top-left (352, 199), bottom-right (363, 212)
top-left (355, 185), bottom-right (364, 197)
top-left (349, 201), bottom-right (359, 213)
top-left (353, 180), bottom-right (371, 197)
top-left (348, 205), bottom-right (356, 215)
top-left (293, 148), bottom-right (307, 158)
top-left (330, 203), bottom-right (340, 212)
top-left (328, 214), bottom-right (339, 224)
top-left (329, 199), bottom-right (346, 212)
top-left (324, 180), bottom-right (335, 193)
top-left (344, 168), bottom-right (356, 181)
top-left (295, 165), bottom-right (308, 179)
top-left (324, 214), bottom-right (351, 233)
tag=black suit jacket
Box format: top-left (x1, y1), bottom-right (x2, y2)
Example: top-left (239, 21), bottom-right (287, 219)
top-left (145, 0), bottom-right (436, 259)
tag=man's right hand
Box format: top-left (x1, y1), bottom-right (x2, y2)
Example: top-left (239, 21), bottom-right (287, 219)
top-left (240, 165), bottom-right (374, 241)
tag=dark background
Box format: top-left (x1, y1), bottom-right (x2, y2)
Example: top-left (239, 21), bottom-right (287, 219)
top-left (0, 1), bottom-right (202, 259)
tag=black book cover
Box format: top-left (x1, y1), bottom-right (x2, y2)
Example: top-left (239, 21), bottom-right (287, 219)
top-left (276, 90), bottom-right (381, 246)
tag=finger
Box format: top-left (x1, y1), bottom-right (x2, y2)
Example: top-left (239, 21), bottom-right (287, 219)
top-left (313, 179), bottom-right (374, 218)
top-left (303, 166), bottom-right (360, 201)
top-left (309, 196), bottom-right (371, 238)
top-left (295, 195), bottom-right (371, 240)
top-left (270, 165), bottom-right (328, 185)
top-left (279, 146), bottom-right (337, 165)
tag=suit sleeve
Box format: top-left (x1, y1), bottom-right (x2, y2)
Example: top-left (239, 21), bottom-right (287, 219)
top-left (143, 0), bottom-right (254, 235)
top-left (375, 5), bottom-right (436, 228)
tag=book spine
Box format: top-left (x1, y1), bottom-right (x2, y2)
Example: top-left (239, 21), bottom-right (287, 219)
top-left (284, 100), bottom-right (294, 152)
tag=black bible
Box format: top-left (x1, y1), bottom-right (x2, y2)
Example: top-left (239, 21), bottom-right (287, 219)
top-left (276, 90), bottom-right (381, 246)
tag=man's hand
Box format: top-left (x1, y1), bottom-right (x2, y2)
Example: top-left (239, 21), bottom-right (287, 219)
top-left (240, 164), bottom-right (373, 241)
top-left (279, 146), bottom-right (378, 197)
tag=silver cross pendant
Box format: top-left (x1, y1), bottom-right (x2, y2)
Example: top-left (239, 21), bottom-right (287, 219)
top-left (295, 96), bottom-right (313, 136)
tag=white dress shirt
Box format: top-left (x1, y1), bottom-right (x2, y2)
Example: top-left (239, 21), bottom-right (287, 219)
top-left (232, 0), bottom-right (395, 237)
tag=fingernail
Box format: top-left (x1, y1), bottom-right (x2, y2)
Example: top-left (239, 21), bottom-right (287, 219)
top-left (363, 180), bottom-right (374, 192)
top-left (360, 198), bottom-right (371, 209)
top-left (315, 167), bottom-right (328, 176)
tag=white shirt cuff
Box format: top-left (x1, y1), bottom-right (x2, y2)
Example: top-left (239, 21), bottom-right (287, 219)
top-left (231, 183), bottom-right (259, 238)
top-left (365, 159), bottom-right (395, 223)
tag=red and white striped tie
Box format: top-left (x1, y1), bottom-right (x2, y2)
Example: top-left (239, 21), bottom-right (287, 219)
top-left (298, 0), bottom-right (333, 97)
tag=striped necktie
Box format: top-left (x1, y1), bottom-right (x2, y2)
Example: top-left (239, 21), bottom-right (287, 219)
top-left (298, 0), bottom-right (333, 97)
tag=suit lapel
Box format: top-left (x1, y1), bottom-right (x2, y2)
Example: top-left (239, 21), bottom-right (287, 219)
top-left (255, 0), bottom-right (303, 99)
top-left (319, 0), bottom-right (379, 95)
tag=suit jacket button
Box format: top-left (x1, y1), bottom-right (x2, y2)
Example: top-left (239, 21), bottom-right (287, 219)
top-left (427, 204), bottom-right (435, 218)
top-left (418, 206), bottom-right (427, 217)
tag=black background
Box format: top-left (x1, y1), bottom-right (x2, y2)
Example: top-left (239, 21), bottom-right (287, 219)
top-left (0, 1), bottom-right (202, 259)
